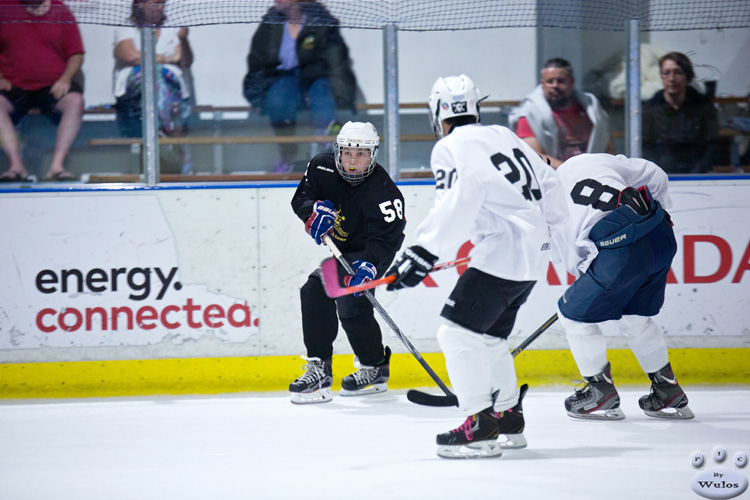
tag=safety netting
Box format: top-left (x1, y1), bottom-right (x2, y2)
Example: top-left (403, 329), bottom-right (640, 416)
top-left (1, 0), bottom-right (749, 31)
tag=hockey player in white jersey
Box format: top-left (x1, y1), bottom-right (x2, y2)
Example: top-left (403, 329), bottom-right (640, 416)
top-left (385, 74), bottom-right (569, 459)
top-left (552, 153), bottom-right (693, 420)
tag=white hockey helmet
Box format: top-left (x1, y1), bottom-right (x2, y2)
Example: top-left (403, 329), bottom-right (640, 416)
top-left (427, 74), bottom-right (481, 138)
top-left (334, 121), bottom-right (379, 185)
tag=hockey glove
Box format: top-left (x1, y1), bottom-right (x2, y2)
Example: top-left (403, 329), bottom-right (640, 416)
top-left (305, 200), bottom-right (337, 245)
top-left (386, 245), bottom-right (438, 291)
top-left (617, 186), bottom-right (651, 216)
top-left (344, 260), bottom-right (377, 297)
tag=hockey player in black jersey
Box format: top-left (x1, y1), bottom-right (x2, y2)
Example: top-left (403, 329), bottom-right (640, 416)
top-left (289, 121), bottom-right (406, 404)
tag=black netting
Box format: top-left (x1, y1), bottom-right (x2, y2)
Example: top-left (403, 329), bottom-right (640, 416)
top-left (1, 0), bottom-right (749, 30)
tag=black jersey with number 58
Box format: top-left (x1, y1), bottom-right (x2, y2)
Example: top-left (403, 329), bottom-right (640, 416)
top-left (292, 152), bottom-right (406, 275)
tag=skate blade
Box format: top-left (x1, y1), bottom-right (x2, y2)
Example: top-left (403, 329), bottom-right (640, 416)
top-left (567, 407), bottom-right (625, 420)
top-left (339, 383), bottom-right (388, 397)
top-left (438, 441), bottom-right (503, 459)
top-left (290, 388), bottom-right (332, 405)
top-left (497, 433), bottom-right (528, 449)
top-left (644, 405), bottom-right (695, 420)
top-left (467, 433), bottom-right (526, 450)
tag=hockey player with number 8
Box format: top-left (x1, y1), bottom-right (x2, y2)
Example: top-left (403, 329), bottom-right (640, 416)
top-left (289, 121), bottom-right (406, 404)
top-left (550, 153), bottom-right (694, 420)
top-left (386, 75), bottom-right (569, 458)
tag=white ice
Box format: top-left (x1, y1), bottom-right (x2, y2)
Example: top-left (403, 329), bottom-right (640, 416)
top-left (1, 387), bottom-right (749, 500)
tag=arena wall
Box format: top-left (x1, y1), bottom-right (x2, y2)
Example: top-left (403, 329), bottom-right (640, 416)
top-left (1, 178), bottom-right (749, 397)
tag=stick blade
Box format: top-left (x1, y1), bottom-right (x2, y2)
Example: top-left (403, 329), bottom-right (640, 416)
top-left (319, 257), bottom-right (347, 298)
top-left (406, 389), bottom-right (459, 407)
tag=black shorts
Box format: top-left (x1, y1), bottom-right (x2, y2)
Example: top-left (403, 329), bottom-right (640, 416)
top-left (440, 267), bottom-right (536, 339)
top-left (0, 81), bottom-right (84, 125)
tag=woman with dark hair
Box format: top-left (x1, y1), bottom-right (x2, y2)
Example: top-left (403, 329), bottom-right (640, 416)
top-left (112, 0), bottom-right (195, 172)
top-left (129, 0), bottom-right (167, 26)
top-left (642, 51), bottom-right (719, 174)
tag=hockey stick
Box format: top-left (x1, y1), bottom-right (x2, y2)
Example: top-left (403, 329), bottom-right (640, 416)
top-left (405, 313), bottom-right (559, 407)
top-left (319, 256), bottom-right (471, 298)
top-left (322, 234), bottom-right (456, 401)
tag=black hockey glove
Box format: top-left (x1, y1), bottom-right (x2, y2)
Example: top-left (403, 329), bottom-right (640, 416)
top-left (618, 186), bottom-right (652, 216)
top-left (386, 245), bottom-right (438, 291)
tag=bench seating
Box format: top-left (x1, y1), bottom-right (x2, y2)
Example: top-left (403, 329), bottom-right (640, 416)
top-left (84, 96), bottom-right (746, 146)
top-left (85, 169), bottom-right (435, 183)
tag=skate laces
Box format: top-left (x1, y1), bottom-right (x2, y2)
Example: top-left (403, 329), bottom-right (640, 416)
top-left (642, 386), bottom-right (664, 409)
top-left (572, 382), bottom-right (594, 403)
top-left (298, 356), bottom-right (326, 384)
top-left (350, 365), bottom-right (378, 385)
top-left (451, 415), bottom-right (476, 441)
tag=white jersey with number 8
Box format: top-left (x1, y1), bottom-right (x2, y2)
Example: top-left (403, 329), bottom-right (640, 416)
top-left (552, 153), bottom-right (672, 277)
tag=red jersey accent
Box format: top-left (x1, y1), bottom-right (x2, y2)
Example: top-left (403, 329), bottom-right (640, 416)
top-left (515, 116), bottom-right (535, 139)
top-left (0, 0), bottom-right (84, 90)
top-left (553, 101), bottom-right (592, 161)
top-left (513, 100), bottom-right (593, 161)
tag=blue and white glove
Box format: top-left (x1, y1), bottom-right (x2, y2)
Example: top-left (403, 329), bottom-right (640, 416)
top-left (386, 245), bottom-right (438, 291)
top-left (344, 260), bottom-right (377, 297)
top-left (305, 200), bottom-right (337, 245)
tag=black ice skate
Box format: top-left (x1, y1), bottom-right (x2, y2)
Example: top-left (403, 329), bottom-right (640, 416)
top-left (436, 407), bottom-right (502, 459)
top-left (565, 362), bottom-right (625, 420)
top-left (639, 362), bottom-right (694, 419)
top-left (340, 346), bottom-right (391, 396)
top-left (289, 356), bottom-right (333, 404)
top-left (493, 383), bottom-right (529, 449)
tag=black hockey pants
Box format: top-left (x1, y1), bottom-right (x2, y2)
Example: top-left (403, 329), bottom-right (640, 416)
top-left (300, 269), bottom-right (386, 367)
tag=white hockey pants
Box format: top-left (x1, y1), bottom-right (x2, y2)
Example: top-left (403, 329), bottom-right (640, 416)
top-left (558, 305), bottom-right (669, 377)
top-left (437, 320), bottom-right (518, 416)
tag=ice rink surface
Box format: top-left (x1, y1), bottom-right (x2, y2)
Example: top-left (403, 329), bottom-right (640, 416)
top-left (1, 386), bottom-right (749, 500)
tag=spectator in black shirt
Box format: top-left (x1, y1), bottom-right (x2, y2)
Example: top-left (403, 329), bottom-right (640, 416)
top-left (643, 52), bottom-right (719, 174)
top-left (242, 0), bottom-right (357, 174)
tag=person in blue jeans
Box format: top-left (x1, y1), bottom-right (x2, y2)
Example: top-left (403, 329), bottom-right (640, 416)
top-left (243, 0), bottom-right (357, 173)
top-left (551, 153), bottom-right (694, 421)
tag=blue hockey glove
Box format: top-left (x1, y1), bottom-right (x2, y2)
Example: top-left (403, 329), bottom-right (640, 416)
top-left (386, 245), bottom-right (438, 291)
top-left (305, 200), bottom-right (337, 245)
top-left (344, 260), bottom-right (377, 297)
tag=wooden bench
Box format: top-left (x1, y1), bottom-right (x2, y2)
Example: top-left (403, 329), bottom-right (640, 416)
top-left (85, 99), bottom-right (521, 146)
top-left (88, 133), bottom-right (437, 147)
top-left (83, 102), bottom-right (491, 174)
top-left (85, 170), bottom-right (435, 183)
top-left (86, 95), bottom-right (746, 146)
top-left (82, 96), bottom-right (748, 178)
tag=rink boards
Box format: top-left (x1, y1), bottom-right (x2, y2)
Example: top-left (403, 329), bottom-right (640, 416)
top-left (1, 178), bottom-right (749, 397)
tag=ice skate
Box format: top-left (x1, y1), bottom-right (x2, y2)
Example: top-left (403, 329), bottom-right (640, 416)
top-left (340, 346), bottom-right (390, 396)
top-left (565, 362), bottom-right (625, 420)
top-left (494, 383), bottom-right (529, 449)
top-left (639, 363), bottom-right (694, 419)
top-left (289, 356), bottom-right (333, 404)
top-left (436, 407), bottom-right (502, 459)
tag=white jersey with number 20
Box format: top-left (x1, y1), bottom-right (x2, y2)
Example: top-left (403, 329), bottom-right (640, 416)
top-left (553, 153), bottom-right (672, 277)
top-left (414, 124), bottom-right (569, 281)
